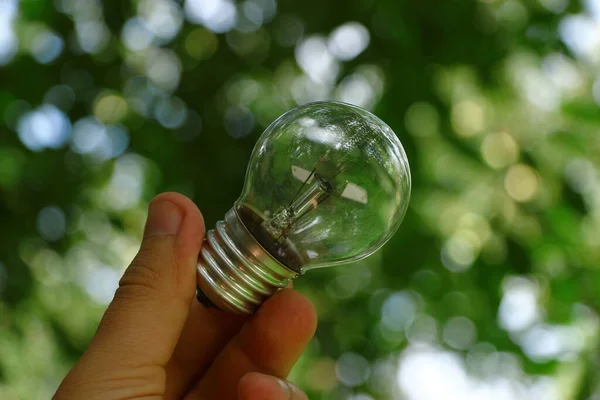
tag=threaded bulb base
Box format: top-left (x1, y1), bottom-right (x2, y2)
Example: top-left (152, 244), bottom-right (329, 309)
top-left (196, 208), bottom-right (300, 315)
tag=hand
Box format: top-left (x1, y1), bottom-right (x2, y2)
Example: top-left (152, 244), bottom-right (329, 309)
top-left (54, 193), bottom-right (316, 400)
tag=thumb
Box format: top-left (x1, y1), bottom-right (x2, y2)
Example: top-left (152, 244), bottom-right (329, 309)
top-left (90, 192), bottom-right (203, 366)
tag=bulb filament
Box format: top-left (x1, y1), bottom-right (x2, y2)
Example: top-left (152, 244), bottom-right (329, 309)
top-left (265, 172), bottom-right (333, 244)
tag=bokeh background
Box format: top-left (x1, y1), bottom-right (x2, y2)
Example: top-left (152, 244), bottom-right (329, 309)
top-left (1, 0), bottom-right (600, 398)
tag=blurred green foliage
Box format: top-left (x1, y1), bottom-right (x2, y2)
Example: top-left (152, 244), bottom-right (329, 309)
top-left (1, 0), bottom-right (600, 399)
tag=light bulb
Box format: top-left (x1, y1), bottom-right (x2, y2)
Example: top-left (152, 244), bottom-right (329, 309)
top-left (196, 101), bottom-right (411, 314)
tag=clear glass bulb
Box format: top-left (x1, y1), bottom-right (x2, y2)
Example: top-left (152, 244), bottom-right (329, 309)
top-left (196, 101), bottom-right (411, 314)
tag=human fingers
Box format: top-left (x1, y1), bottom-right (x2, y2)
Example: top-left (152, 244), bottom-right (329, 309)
top-left (163, 301), bottom-right (248, 399)
top-left (184, 289), bottom-right (317, 400)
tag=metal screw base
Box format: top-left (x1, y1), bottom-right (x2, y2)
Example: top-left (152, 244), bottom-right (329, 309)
top-left (196, 208), bottom-right (300, 315)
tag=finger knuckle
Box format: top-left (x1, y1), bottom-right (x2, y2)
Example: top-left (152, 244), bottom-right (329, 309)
top-left (120, 243), bottom-right (171, 293)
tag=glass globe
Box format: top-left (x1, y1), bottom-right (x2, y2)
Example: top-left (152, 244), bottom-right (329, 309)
top-left (236, 101), bottom-right (410, 270)
top-left (196, 101), bottom-right (411, 314)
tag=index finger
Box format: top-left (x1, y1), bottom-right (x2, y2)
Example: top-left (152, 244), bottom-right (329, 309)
top-left (164, 299), bottom-right (248, 398)
top-left (184, 289), bottom-right (318, 400)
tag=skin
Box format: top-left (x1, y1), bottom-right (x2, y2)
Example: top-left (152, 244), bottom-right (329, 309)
top-left (54, 192), bottom-right (316, 400)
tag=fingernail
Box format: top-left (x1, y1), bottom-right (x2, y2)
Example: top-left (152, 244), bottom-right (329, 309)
top-left (144, 200), bottom-right (183, 237)
top-left (276, 378), bottom-right (292, 398)
top-left (276, 378), bottom-right (304, 399)
top-left (285, 381), bottom-right (303, 397)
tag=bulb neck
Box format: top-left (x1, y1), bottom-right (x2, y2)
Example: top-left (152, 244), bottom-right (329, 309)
top-left (196, 208), bottom-right (300, 315)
